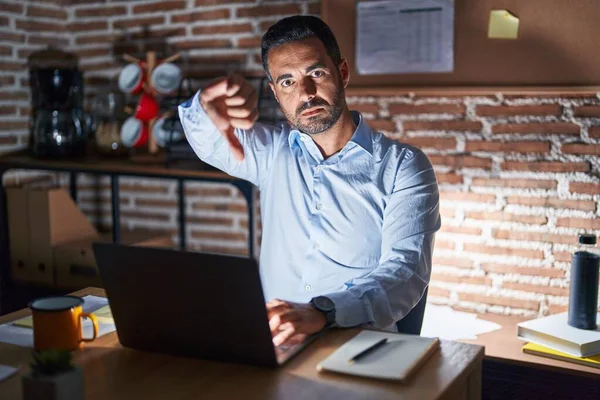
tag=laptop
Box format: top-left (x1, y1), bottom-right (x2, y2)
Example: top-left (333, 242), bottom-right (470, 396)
top-left (92, 242), bottom-right (319, 368)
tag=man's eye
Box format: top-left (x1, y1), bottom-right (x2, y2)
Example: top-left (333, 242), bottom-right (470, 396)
top-left (311, 70), bottom-right (324, 78)
top-left (281, 79), bottom-right (293, 88)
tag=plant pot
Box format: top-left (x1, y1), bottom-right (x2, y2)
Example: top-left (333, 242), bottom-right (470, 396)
top-left (22, 365), bottom-right (84, 400)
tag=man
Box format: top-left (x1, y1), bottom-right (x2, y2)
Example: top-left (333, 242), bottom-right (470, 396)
top-left (179, 16), bottom-right (440, 346)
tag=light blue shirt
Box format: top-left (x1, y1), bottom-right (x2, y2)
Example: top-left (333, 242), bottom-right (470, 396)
top-left (179, 91), bottom-right (441, 331)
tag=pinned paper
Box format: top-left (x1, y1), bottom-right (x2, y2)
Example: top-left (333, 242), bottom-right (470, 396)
top-left (488, 10), bottom-right (519, 39)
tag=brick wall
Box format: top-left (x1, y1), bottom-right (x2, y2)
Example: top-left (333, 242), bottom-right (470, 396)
top-left (1, 0), bottom-right (599, 318)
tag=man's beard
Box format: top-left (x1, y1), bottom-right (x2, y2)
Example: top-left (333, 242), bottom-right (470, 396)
top-left (282, 83), bottom-right (345, 135)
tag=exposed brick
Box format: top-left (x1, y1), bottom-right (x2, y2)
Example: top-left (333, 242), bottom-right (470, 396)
top-left (493, 229), bottom-right (577, 245)
top-left (482, 263), bottom-right (565, 278)
top-left (113, 16), bottom-right (165, 30)
top-left (190, 230), bottom-right (247, 241)
top-left (439, 225), bottom-right (482, 235)
top-left (459, 293), bottom-right (540, 311)
top-left (259, 20), bottom-right (280, 32)
top-left (135, 199), bottom-right (177, 208)
top-left (76, 34), bottom-right (117, 45)
top-left (0, 32), bottom-right (26, 43)
top-left (74, 47), bottom-right (111, 58)
top-left (133, 1), bottom-right (186, 14)
top-left (348, 103), bottom-right (379, 114)
top-left (589, 126), bottom-right (600, 138)
top-left (556, 217), bottom-right (600, 230)
top-left (237, 36), bottom-right (261, 48)
top-left (0, 120), bottom-right (29, 131)
top-left (121, 210), bottom-right (170, 222)
top-left (15, 20), bottom-right (66, 32)
top-left (173, 39), bottom-right (232, 50)
top-left (389, 104), bottom-right (465, 115)
top-left (0, 2), bottom-right (23, 14)
top-left (185, 187), bottom-right (231, 197)
top-left (192, 23), bottom-right (252, 35)
top-left (196, 0), bottom-right (253, 4)
top-left (1, 91), bottom-right (28, 101)
top-left (465, 211), bottom-right (547, 225)
top-left (553, 251), bottom-right (572, 263)
top-left (172, 9), bottom-right (230, 23)
top-left (69, 21), bottom-right (108, 32)
top-left (81, 61), bottom-right (120, 72)
top-left (186, 54), bottom-right (246, 66)
top-left (17, 48), bottom-right (38, 59)
top-left (237, 4), bottom-right (301, 18)
top-left (367, 119), bottom-right (396, 132)
top-left (192, 203), bottom-right (247, 213)
top-left (440, 191), bottom-right (495, 203)
top-left (439, 207), bottom-right (455, 219)
top-left (471, 178), bottom-right (556, 190)
top-left (501, 161), bottom-right (590, 173)
top-left (0, 136), bottom-right (18, 145)
top-left (75, 5), bottom-right (127, 17)
top-left (492, 123), bottom-right (580, 136)
top-left (27, 5), bottom-right (67, 20)
top-left (466, 141), bottom-right (550, 153)
top-left (428, 286), bottom-right (451, 298)
top-left (27, 35), bottom-right (68, 46)
top-left (128, 27), bottom-right (186, 40)
top-left (548, 304), bottom-right (568, 314)
top-left (434, 239), bottom-right (455, 250)
top-left (573, 105), bottom-right (600, 117)
top-left (431, 272), bottom-right (492, 286)
top-left (308, 2), bottom-right (321, 14)
top-left (120, 184), bottom-right (169, 194)
top-left (400, 136), bottom-right (457, 150)
top-left (475, 105), bottom-right (562, 117)
top-left (429, 155), bottom-right (492, 169)
top-left (503, 282), bottom-right (569, 297)
top-left (562, 143), bottom-right (600, 155)
top-left (569, 182), bottom-right (600, 195)
top-left (187, 215), bottom-right (234, 226)
top-left (0, 76), bottom-right (15, 87)
top-left (0, 106), bottom-right (17, 115)
top-left (506, 197), bottom-right (596, 212)
top-left (436, 173), bottom-right (462, 184)
top-left (463, 243), bottom-right (544, 259)
top-left (432, 256), bottom-right (473, 269)
top-left (0, 45), bottom-right (11, 56)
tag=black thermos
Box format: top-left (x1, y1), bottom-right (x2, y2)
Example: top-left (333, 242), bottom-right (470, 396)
top-left (568, 233), bottom-right (600, 330)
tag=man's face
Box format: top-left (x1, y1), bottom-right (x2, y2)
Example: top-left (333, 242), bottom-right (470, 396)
top-left (267, 37), bottom-right (349, 135)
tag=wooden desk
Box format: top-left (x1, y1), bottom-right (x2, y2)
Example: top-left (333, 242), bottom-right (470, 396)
top-left (0, 288), bottom-right (484, 400)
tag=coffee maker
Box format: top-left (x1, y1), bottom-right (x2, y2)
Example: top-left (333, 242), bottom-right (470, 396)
top-left (28, 47), bottom-right (90, 158)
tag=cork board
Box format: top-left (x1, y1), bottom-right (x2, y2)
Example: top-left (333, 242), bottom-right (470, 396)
top-left (322, 0), bottom-right (600, 88)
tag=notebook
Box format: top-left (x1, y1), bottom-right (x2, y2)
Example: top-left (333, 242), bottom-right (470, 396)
top-left (517, 312), bottom-right (600, 357)
top-left (317, 330), bottom-right (440, 381)
top-left (523, 342), bottom-right (600, 369)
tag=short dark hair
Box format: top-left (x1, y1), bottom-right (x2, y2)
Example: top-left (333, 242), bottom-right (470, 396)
top-left (261, 15), bottom-right (342, 82)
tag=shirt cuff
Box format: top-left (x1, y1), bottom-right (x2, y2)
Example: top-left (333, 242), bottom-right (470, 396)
top-left (325, 289), bottom-right (373, 328)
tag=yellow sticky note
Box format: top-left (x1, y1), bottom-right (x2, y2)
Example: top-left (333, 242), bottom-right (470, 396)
top-left (488, 10), bottom-right (519, 39)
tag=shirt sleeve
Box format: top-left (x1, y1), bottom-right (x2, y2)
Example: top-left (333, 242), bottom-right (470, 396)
top-left (178, 90), bottom-right (282, 188)
top-left (324, 148), bottom-right (441, 329)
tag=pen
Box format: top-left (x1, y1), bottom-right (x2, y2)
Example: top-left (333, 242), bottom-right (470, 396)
top-left (347, 338), bottom-right (388, 364)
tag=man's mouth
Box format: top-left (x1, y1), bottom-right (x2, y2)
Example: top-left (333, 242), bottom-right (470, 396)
top-left (301, 107), bottom-right (324, 117)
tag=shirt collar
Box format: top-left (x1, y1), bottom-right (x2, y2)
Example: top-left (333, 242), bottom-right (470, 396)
top-left (287, 111), bottom-right (373, 156)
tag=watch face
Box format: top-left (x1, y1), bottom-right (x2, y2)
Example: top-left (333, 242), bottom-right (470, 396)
top-left (314, 296), bottom-right (335, 312)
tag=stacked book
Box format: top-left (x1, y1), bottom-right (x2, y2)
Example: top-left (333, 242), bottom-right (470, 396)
top-left (517, 312), bottom-right (600, 369)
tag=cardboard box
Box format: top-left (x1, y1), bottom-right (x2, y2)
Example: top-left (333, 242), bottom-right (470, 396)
top-left (54, 230), bottom-right (173, 289)
top-left (7, 186), bottom-right (98, 286)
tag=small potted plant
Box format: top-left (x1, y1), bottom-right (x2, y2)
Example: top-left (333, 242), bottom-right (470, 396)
top-left (22, 350), bottom-right (83, 400)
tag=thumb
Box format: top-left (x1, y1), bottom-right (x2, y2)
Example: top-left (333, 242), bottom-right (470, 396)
top-left (223, 125), bottom-right (245, 161)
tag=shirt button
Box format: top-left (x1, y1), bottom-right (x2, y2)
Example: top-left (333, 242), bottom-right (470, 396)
top-left (305, 285), bottom-right (312, 291)
top-left (300, 136), bottom-right (308, 142)
top-left (313, 242), bottom-right (320, 250)
top-left (316, 203), bottom-right (323, 210)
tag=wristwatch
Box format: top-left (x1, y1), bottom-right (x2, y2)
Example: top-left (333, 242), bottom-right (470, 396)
top-left (310, 296), bottom-right (336, 327)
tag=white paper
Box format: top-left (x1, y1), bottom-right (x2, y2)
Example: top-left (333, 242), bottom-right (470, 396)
top-left (0, 364), bottom-right (20, 383)
top-left (420, 304), bottom-right (501, 341)
top-left (356, 0), bottom-right (454, 75)
top-left (0, 295), bottom-right (116, 348)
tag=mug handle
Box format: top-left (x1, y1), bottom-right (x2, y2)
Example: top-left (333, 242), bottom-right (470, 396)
top-left (80, 312), bottom-right (98, 342)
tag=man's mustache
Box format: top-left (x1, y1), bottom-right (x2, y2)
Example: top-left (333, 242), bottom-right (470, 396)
top-left (296, 98), bottom-right (329, 116)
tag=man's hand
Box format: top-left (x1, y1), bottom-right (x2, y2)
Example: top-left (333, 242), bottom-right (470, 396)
top-left (199, 74), bottom-right (258, 161)
top-left (266, 299), bottom-right (327, 346)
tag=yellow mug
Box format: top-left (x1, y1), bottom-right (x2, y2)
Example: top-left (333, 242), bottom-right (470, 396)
top-left (29, 296), bottom-right (98, 351)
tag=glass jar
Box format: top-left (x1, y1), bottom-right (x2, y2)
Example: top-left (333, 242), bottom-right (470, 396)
top-left (90, 91), bottom-right (129, 157)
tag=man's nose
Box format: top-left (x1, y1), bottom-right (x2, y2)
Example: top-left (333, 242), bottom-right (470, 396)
top-left (298, 77), bottom-right (317, 103)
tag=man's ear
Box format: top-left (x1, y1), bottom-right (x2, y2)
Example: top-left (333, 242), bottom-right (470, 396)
top-left (268, 81), bottom-right (279, 103)
top-left (339, 58), bottom-right (350, 88)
